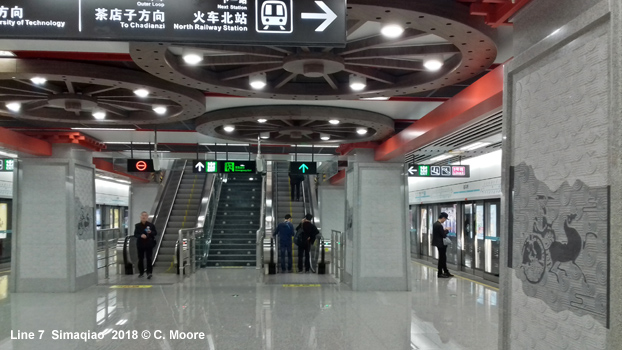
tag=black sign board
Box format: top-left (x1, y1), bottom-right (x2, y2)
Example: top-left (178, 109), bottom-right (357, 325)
top-left (407, 164), bottom-right (470, 178)
top-left (289, 161), bottom-right (317, 175)
top-left (193, 160), bottom-right (256, 174)
top-left (0, 159), bottom-right (15, 172)
top-left (0, 0), bottom-right (346, 46)
top-left (127, 159), bottom-right (155, 172)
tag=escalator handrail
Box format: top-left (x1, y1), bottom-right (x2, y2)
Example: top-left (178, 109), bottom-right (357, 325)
top-left (149, 159), bottom-right (183, 230)
top-left (197, 173), bottom-right (223, 265)
top-left (152, 159), bottom-right (188, 265)
top-left (256, 169), bottom-right (268, 268)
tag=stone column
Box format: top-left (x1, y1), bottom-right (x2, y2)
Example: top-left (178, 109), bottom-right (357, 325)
top-left (342, 149), bottom-right (410, 291)
top-left (10, 144), bottom-right (97, 292)
top-left (501, 0), bottom-right (619, 348)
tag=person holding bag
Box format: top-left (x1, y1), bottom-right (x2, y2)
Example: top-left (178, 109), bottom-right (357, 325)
top-left (432, 212), bottom-right (454, 278)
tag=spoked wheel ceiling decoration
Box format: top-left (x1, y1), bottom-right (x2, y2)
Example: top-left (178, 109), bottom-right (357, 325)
top-left (0, 59), bottom-right (205, 125)
top-left (195, 106), bottom-right (394, 144)
top-left (130, 0), bottom-right (497, 100)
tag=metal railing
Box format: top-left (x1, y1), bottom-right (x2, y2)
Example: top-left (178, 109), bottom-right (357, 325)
top-left (256, 171), bottom-right (268, 269)
top-left (176, 227), bottom-right (204, 276)
top-left (331, 230), bottom-right (343, 279)
top-left (97, 228), bottom-right (123, 279)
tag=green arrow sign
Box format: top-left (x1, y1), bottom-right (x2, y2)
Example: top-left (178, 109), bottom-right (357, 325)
top-left (299, 164), bottom-right (309, 173)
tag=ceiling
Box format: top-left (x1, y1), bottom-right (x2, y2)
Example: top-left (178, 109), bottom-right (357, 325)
top-left (0, 0), bottom-right (515, 160)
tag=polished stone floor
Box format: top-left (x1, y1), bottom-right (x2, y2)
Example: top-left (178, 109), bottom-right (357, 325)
top-left (0, 262), bottom-right (499, 349)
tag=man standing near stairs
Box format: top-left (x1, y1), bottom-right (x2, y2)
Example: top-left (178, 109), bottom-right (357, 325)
top-left (297, 214), bottom-right (319, 273)
top-left (274, 214), bottom-right (295, 273)
top-left (134, 211), bottom-right (158, 279)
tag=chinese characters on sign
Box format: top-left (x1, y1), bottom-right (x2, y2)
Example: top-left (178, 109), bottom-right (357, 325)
top-left (407, 164), bottom-right (470, 178)
top-left (192, 160), bottom-right (256, 174)
top-left (0, 5), bottom-right (66, 28)
top-left (95, 7), bottom-right (165, 29)
top-left (0, 159), bottom-right (15, 172)
top-left (175, 0), bottom-right (249, 33)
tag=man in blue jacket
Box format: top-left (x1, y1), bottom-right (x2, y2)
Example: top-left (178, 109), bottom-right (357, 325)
top-left (274, 214), bottom-right (295, 273)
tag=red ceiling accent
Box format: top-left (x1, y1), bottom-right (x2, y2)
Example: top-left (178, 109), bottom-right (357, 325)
top-left (12, 51), bottom-right (133, 62)
top-left (93, 158), bottom-right (150, 183)
top-left (375, 64), bottom-right (504, 162)
top-left (21, 131), bottom-right (107, 152)
top-left (457, 0), bottom-right (533, 27)
top-left (329, 169), bottom-right (346, 185)
top-left (0, 127), bottom-right (53, 156)
top-left (336, 142), bottom-right (379, 156)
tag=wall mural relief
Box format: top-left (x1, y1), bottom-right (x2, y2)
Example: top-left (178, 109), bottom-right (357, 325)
top-left (513, 163), bottom-right (609, 327)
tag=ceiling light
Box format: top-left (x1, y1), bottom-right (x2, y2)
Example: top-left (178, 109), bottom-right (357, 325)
top-left (223, 125), bottom-right (235, 132)
top-left (134, 88), bottom-right (149, 98)
top-left (381, 24), bottom-right (404, 38)
top-left (257, 118), bottom-right (267, 123)
top-left (182, 49), bottom-right (203, 65)
top-left (360, 97), bottom-right (390, 101)
top-left (92, 109), bottom-right (106, 120)
top-left (0, 150), bottom-right (18, 158)
top-left (329, 119), bottom-right (340, 125)
top-left (249, 73), bottom-right (267, 89)
top-left (72, 128), bottom-right (136, 131)
top-left (356, 127), bottom-right (368, 135)
top-left (30, 77), bottom-right (47, 85)
top-left (320, 133), bottom-right (330, 141)
top-left (424, 58), bottom-right (444, 72)
top-left (349, 74), bottom-right (366, 91)
top-left (0, 50), bottom-right (15, 57)
top-left (260, 132), bottom-right (270, 139)
top-left (429, 154), bottom-right (452, 162)
top-left (152, 105), bottom-right (167, 115)
top-left (460, 141), bottom-right (491, 151)
top-left (5, 102), bottom-right (21, 112)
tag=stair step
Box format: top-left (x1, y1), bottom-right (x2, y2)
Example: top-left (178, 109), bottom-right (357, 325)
top-left (210, 243), bottom-right (255, 249)
top-left (204, 261), bottom-right (256, 267)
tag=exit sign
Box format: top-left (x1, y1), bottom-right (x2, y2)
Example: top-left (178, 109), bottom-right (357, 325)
top-left (193, 160), bottom-right (256, 174)
top-left (127, 159), bottom-right (155, 173)
top-left (407, 164), bottom-right (470, 178)
top-left (0, 159), bottom-right (15, 172)
top-left (289, 162), bottom-right (317, 175)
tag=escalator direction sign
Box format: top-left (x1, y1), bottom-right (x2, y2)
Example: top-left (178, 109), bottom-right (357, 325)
top-left (127, 159), bottom-right (155, 173)
top-left (289, 162), bottom-right (317, 175)
top-left (192, 160), bottom-right (256, 174)
top-left (408, 164), bottom-right (470, 178)
top-left (0, 159), bottom-right (15, 172)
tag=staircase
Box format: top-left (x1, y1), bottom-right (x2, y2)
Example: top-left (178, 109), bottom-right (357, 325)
top-left (153, 163), bottom-right (207, 274)
top-left (206, 173), bottom-right (262, 267)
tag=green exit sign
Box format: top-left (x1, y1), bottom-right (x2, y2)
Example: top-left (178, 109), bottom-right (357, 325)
top-left (0, 159), bottom-right (15, 172)
top-left (289, 162), bottom-right (317, 175)
top-left (192, 160), bottom-right (256, 174)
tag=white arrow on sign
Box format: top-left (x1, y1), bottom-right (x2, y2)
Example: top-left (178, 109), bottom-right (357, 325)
top-left (408, 166), bottom-right (416, 175)
top-left (195, 162), bottom-right (205, 172)
top-left (301, 1), bottom-right (337, 32)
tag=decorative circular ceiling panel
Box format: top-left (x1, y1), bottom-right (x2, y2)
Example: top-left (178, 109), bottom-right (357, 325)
top-left (0, 59), bottom-right (205, 125)
top-left (195, 105), bottom-right (394, 144)
top-left (130, 0), bottom-right (497, 100)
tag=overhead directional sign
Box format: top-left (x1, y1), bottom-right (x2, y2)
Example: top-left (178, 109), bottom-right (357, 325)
top-left (193, 160), bottom-right (256, 174)
top-left (127, 159), bottom-right (155, 173)
top-left (289, 162), bottom-right (317, 175)
top-left (0, 159), bottom-right (15, 172)
top-left (408, 164), bottom-right (470, 178)
top-left (0, 0), bottom-right (346, 46)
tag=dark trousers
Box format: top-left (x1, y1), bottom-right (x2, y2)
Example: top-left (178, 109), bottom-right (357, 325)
top-left (298, 242), bottom-right (311, 272)
top-left (137, 244), bottom-right (153, 275)
top-left (436, 245), bottom-right (449, 275)
top-left (279, 241), bottom-right (293, 272)
top-left (291, 182), bottom-right (301, 201)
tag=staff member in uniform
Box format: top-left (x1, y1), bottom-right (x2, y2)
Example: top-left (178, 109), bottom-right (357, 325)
top-left (432, 212), bottom-right (454, 278)
top-left (134, 211), bottom-right (158, 279)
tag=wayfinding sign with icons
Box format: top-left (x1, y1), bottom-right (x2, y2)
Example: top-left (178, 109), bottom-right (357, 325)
top-left (0, 159), bottom-right (15, 172)
top-left (0, 0), bottom-right (346, 46)
top-left (407, 164), bottom-right (470, 178)
top-left (193, 160), bottom-right (256, 174)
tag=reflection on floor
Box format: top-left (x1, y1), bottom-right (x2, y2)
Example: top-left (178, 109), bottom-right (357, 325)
top-left (0, 262), bottom-right (499, 350)
top-left (263, 272), bottom-right (338, 285)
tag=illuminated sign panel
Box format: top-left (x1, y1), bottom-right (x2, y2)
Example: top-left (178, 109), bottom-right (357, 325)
top-left (407, 164), bottom-right (470, 178)
top-left (192, 160), bottom-right (256, 174)
top-left (289, 162), bottom-right (317, 175)
top-left (127, 159), bottom-right (155, 172)
top-left (0, 159), bottom-right (15, 172)
top-left (0, 0), bottom-right (346, 46)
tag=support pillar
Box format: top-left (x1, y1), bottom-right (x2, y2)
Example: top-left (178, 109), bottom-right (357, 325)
top-left (10, 144), bottom-right (97, 292)
top-left (343, 149), bottom-right (410, 291)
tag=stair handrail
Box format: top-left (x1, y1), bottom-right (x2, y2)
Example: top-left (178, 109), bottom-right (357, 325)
top-left (176, 227), bottom-right (204, 276)
top-left (151, 159), bottom-right (188, 266)
top-left (256, 169), bottom-right (268, 269)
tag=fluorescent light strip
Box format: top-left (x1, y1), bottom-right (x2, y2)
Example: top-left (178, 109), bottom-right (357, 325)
top-left (429, 154), bottom-right (452, 162)
top-left (104, 141), bottom-right (150, 144)
top-left (72, 128), bottom-right (136, 131)
top-left (0, 150), bottom-right (18, 158)
top-left (460, 142), bottom-right (491, 151)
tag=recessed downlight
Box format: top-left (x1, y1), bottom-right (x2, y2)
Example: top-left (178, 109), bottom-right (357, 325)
top-left (356, 127), bottom-right (368, 135)
top-left (152, 105), bottom-right (167, 115)
top-left (30, 77), bottom-right (47, 85)
top-left (260, 132), bottom-right (270, 139)
top-left (134, 88), bottom-right (149, 98)
top-left (92, 109), bottom-right (106, 120)
top-left (423, 58), bottom-right (444, 71)
top-left (182, 49), bottom-right (203, 65)
top-left (257, 118), bottom-right (267, 123)
top-left (249, 73), bottom-right (267, 89)
top-left (329, 119), bottom-right (340, 125)
top-left (5, 102), bottom-right (21, 112)
top-left (381, 24), bottom-right (404, 38)
top-left (349, 74), bottom-right (366, 91)
top-left (223, 125), bottom-right (235, 132)
top-left (320, 134), bottom-right (330, 141)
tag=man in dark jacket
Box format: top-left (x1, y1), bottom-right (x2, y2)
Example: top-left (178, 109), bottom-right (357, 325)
top-left (134, 211), bottom-right (158, 279)
top-left (432, 212), bottom-right (454, 278)
top-left (289, 174), bottom-right (304, 201)
top-left (274, 214), bottom-right (295, 273)
top-left (296, 213), bottom-right (319, 273)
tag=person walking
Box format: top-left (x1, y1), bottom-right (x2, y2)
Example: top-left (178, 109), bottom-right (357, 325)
top-left (289, 173), bottom-right (304, 201)
top-left (432, 212), bottom-right (454, 278)
top-left (296, 214), bottom-right (319, 273)
top-left (134, 211), bottom-right (158, 279)
top-left (274, 214), bottom-right (295, 273)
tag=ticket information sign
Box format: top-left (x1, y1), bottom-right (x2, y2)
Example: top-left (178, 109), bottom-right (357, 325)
top-left (0, 0), bottom-right (346, 45)
top-left (407, 164), bottom-right (470, 178)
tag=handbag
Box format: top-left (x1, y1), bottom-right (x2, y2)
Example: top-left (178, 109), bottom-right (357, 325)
top-left (443, 237), bottom-right (452, 246)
